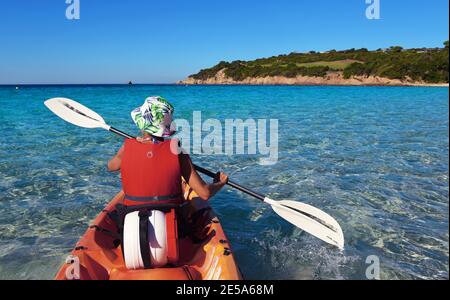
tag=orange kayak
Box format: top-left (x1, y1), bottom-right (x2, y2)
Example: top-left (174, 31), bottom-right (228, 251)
top-left (55, 184), bottom-right (242, 280)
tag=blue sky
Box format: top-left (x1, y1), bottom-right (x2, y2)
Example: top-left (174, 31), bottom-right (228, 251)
top-left (0, 0), bottom-right (448, 84)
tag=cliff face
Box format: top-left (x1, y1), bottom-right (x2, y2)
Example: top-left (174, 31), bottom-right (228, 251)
top-left (178, 69), bottom-right (448, 86)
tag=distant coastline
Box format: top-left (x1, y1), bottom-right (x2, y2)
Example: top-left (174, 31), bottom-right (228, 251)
top-left (178, 43), bottom-right (449, 87)
top-left (178, 70), bottom-right (449, 87)
top-left (1, 82), bottom-right (448, 87)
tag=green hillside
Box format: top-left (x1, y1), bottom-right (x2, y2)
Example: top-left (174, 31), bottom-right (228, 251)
top-left (190, 42), bottom-right (449, 83)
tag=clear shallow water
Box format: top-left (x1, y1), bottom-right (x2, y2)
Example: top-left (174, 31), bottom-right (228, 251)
top-left (0, 85), bottom-right (448, 280)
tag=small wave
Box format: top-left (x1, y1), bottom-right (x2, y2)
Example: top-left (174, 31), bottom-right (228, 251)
top-left (251, 228), bottom-right (361, 280)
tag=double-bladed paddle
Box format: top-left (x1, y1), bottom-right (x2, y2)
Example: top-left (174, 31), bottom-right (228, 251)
top-left (44, 97), bottom-right (345, 250)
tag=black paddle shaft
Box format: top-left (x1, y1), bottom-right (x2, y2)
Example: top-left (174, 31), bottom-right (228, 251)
top-left (109, 127), bottom-right (134, 139)
top-left (192, 165), bottom-right (266, 202)
top-left (109, 126), bottom-right (267, 202)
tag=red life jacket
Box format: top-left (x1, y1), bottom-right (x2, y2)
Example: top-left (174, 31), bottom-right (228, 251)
top-left (121, 138), bottom-right (182, 206)
top-left (120, 138), bottom-right (182, 264)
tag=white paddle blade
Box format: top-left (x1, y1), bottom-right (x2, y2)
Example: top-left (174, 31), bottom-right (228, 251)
top-left (266, 198), bottom-right (344, 250)
top-left (44, 98), bottom-right (109, 130)
top-left (277, 200), bottom-right (344, 248)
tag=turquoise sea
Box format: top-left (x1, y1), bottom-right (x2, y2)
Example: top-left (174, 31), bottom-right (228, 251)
top-left (0, 85), bottom-right (448, 280)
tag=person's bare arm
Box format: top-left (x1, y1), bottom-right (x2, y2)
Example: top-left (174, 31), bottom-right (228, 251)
top-left (179, 154), bottom-right (228, 201)
top-left (108, 144), bottom-right (125, 172)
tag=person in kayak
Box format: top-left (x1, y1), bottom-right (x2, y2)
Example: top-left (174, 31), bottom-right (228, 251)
top-left (107, 96), bottom-right (228, 205)
top-left (107, 96), bottom-right (229, 268)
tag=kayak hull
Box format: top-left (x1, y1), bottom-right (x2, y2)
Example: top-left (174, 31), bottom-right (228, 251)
top-left (55, 185), bottom-right (242, 280)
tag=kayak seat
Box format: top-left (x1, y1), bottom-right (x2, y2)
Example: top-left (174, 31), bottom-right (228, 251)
top-left (109, 265), bottom-right (201, 280)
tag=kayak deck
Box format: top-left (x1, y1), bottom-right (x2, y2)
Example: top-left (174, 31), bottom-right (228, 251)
top-left (55, 185), bottom-right (242, 280)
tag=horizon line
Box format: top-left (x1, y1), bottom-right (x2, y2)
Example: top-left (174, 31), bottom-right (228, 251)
top-left (0, 83), bottom-right (179, 86)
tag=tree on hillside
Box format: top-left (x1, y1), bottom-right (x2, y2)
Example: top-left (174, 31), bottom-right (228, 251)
top-left (388, 46), bottom-right (403, 53)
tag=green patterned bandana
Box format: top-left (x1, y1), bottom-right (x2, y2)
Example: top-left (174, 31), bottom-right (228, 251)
top-left (131, 96), bottom-right (175, 137)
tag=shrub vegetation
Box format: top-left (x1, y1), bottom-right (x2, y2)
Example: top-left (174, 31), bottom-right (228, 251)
top-left (190, 42), bottom-right (449, 83)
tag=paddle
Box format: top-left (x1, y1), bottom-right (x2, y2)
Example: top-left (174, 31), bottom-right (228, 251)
top-left (44, 97), bottom-right (345, 250)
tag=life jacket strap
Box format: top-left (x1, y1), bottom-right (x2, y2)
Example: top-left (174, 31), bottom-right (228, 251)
top-left (124, 193), bottom-right (181, 202)
top-left (138, 211), bottom-right (152, 269)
